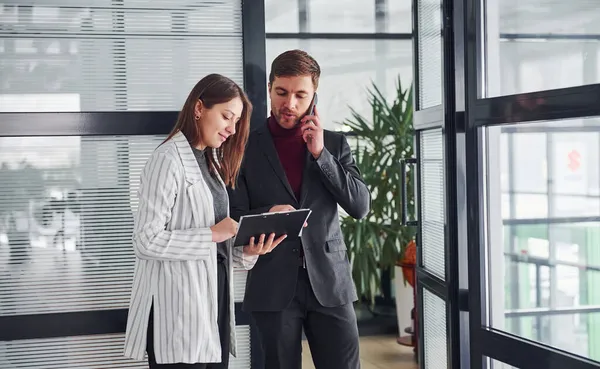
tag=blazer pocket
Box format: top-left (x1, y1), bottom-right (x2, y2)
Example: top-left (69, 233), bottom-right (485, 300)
top-left (326, 238), bottom-right (347, 252)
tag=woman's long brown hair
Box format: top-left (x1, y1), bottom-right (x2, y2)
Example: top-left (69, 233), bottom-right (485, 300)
top-left (164, 74), bottom-right (252, 188)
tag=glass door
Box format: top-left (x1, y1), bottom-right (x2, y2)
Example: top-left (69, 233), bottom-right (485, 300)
top-left (411, 0), bottom-right (463, 366)
top-left (463, 0), bottom-right (600, 367)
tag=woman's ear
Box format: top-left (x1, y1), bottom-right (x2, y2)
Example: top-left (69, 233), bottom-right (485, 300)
top-left (194, 100), bottom-right (204, 120)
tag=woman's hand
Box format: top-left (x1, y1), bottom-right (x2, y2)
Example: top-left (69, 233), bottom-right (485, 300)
top-left (243, 233), bottom-right (287, 256)
top-left (210, 217), bottom-right (238, 243)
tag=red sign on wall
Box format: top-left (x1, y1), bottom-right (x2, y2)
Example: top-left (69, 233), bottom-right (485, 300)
top-left (567, 150), bottom-right (581, 172)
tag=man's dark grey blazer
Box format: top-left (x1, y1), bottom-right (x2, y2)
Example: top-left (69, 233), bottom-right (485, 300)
top-left (228, 122), bottom-right (371, 312)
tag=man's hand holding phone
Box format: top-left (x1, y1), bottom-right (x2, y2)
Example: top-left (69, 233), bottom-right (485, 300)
top-left (301, 105), bottom-right (324, 159)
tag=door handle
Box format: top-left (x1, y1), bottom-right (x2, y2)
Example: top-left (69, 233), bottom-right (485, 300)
top-left (459, 288), bottom-right (469, 312)
top-left (400, 158), bottom-right (418, 227)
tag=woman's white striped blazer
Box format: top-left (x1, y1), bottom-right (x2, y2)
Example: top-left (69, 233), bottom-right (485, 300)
top-left (123, 131), bottom-right (258, 364)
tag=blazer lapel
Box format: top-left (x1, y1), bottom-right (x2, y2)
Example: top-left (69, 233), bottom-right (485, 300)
top-left (171, 131), bottom-right (214, 229)
top-left (172, 131), bottom-right (203, 184)
top-left (257, 126), bottom-right (298, 201)
top-left (298, 150), bottom-right (314, 207)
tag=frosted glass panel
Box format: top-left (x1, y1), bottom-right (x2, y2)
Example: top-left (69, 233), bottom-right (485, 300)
top-left (423, 289), bottom-right (448, 369)
top-left (420, 129), bottom-right (445, 280)
top-left (416, 0), bottom-right (443, 108)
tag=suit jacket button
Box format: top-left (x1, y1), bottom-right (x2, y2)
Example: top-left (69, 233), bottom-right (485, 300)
top-left (292, 248), bottom-right (298, 252)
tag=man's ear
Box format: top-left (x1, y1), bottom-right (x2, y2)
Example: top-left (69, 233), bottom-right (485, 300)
top-left (267, 82), bottom-right (272, 92)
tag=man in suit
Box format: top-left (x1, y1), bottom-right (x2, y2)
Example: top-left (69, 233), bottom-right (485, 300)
top-left (228, 49), bottom-right (370, 369)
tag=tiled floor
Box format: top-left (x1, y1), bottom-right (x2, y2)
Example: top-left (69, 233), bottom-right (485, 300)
top-left (301, 335), bottom-right (418, 369)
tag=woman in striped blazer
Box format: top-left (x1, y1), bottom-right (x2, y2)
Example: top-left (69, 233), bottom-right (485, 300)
top-left (124, 74), bottom-right (286, 369)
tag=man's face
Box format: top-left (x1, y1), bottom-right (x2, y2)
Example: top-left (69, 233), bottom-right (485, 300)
top-left (269, 75), bottom-right (315, 129)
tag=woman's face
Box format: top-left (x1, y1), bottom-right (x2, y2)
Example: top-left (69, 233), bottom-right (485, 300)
top-left (195, 97), bottom-right (243, 149)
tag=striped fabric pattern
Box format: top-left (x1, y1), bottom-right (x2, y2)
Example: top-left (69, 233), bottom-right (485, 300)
top-left (123, 131), bottom-right (257, 364)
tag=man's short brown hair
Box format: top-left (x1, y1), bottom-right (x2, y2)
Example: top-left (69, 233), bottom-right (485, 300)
top-left (269, 49), bottom-right (321, 89)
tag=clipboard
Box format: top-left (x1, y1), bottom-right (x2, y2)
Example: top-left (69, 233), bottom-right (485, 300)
top-left (233, 209), bottom-right (312, 247)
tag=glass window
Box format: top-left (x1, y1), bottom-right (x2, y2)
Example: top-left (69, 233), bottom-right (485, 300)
top-left (423, 289), bottom-right (448, 369)
top-left (308, 0), bottom-right (376, 33)
top-left (499, 123), bottom-right (600, 219)
top-left (0, 2), bottom-right (244, 112)
top-left (486, 118), bottom-right (600, 362)
top-left (483, 0), bottom-right (600, 97)
top-left (0, 328), bottom-right (251, 368)
top-left (416, 0), bottom-right (442, 108)
top-left (487, 356), bottom-right (520, 369)
top-left (0, 135), bottom-right (162, 315)
top-left (264, 0), bottom-right (411, 33)
top-left (266, 39), bottom-right (413, 130)
top-left (265, 0), bottom-right (300, 33)
top-left (0, 334), bottom-right (149, 368)
top-left (0, 134), bottom-right (250, 316)
top-left (388, 0), bottom-right (413, 33)
top-left (509, 133), bottom-right (547, 194)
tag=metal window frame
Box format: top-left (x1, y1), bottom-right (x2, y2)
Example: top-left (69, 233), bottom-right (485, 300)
top-left (266, 32), bottom-right (413, 39)
top-left (0, 1), bottom-right (267, 368)
top-left (241, 4), bottom-right (267, 368)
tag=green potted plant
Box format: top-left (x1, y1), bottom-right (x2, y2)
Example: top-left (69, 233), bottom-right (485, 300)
top-left (339, 77), bottom-right (416, 309)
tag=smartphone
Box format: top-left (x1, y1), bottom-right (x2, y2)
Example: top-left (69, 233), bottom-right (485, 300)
top-left (299, 92), bottom-right (318, 126)
top-left (302, 93), bottom-right (318, 143)
top-left (307, 92), bottom-right (318, 117)
top-left (308, 92), bottom-right (319, 115)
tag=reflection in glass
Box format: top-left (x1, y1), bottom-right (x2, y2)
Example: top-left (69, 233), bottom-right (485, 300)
top-left (486, 118), bottom-right (600, 362)
top-left (483, 0), bottom-right (600, 96)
